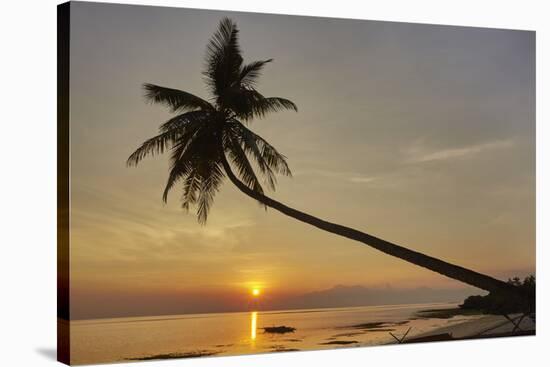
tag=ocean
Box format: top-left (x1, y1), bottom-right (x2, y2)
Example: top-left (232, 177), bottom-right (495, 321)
top-left (70, 302), bottom-right (483, 364)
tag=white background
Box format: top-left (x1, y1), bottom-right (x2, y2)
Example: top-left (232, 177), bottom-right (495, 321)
top-left (0, 0), bottom-right (547, 366)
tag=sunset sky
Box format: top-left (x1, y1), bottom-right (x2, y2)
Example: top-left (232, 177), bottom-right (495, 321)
top-left (68, 2), bottom-right (535, 319)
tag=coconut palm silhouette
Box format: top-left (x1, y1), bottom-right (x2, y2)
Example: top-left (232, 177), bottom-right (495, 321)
top-left (128, 18), bottom-right (521, 298)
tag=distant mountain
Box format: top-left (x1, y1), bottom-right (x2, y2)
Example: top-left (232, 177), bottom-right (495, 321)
top-left (271, 284), bottom-right (485, 310)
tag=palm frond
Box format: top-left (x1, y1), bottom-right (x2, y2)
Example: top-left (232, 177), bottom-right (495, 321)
top-left (127, 112), bottom-right (205, 166)
top-left (224, 134), bottom-right (264, 194)
top-left (143, 83), bottom-right (213, 112)
top-left (158, 110), bottom-right (210, 133)
top-left (202, 17), bottom-right (243, 100)
top-left (228, 119), bottom-right (291, 190)
top-left (239, 122), bottom-right (292, 176)
top-left (231, 89), bottom-right (297, 121)
top-left (162, 132), bottom-right (205, 203)
top-left (163, 151), bottom-right (195, 203)
top-left (245, 141), bottom-right (277, 190)
top-left (261, 97), bottom-right (298, 113)
top-left (196, 162), bottom-right (224, 224)
top-left (239, 59), bottom-right (273, 87)
top-left (179, 167), bottom-right (200, 211)
top-left (249, 96), bottom-right (298, 119)
top-left (161, 124), bottom-right (223, 212)
top-left (127, 130), bottom-right (177, 167)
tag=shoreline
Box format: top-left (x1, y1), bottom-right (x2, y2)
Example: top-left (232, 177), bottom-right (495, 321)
top-left (70, 301), bottom-right (459, 323)
top-left (401, 309), bottom-right (535, 344)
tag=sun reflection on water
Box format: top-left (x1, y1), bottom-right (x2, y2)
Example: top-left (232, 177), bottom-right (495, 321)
top-left (250, 311), bottom-right (257, 344)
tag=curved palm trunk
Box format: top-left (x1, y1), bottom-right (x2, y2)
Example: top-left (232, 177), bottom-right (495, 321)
top-left (220, 155), bottom-right (521, 298)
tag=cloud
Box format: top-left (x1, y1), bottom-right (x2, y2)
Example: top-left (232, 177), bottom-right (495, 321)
top-left (70, 182), bottom-right (257, 266)
top-left (294, 168), bottom-right (377, 184)
top-left (349, 176), bottom-right (377, 184)
top-left (406, 139), bottom-right (515, 163)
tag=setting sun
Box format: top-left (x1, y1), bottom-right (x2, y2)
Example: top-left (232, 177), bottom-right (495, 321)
top-left (252, 288), bottom-right (261, 297)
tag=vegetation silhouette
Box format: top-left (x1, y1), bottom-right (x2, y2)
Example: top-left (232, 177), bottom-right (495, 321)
top-left (128, 18), bottom-right (526, 301)
top-left (460, 275), bottom-right (535, 320)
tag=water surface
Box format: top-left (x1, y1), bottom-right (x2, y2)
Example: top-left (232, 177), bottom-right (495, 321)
top-left (71, 303), bottom-right (483, 364)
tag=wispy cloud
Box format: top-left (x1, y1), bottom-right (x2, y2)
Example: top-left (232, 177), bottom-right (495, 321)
top-left (406, 139), bottom-right (515, 163)
top-left (349, 176), bottom-right (377, 184)
top-left (294, 168), bottom-right (377, 184)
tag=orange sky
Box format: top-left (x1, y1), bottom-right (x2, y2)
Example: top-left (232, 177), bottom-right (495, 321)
top-left (67, 3), bottom-right (535, 319)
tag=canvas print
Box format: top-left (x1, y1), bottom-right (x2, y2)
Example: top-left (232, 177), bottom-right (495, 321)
top-left (57, 2), bottom-right (536, 365)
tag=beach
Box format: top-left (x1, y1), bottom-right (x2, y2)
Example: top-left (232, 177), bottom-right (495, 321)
top-left (402, 313), bottom-right (535, 343)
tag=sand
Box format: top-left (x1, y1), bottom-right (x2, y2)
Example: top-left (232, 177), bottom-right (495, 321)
top-left (403, 313), bottom-right (535, 343)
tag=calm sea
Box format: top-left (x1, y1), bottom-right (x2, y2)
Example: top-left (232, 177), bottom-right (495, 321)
top-left (70, 302), bottom-right (481, 364)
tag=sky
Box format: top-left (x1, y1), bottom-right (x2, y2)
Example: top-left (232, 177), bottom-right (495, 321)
top-left (68, 2), bottom-right (535, 319)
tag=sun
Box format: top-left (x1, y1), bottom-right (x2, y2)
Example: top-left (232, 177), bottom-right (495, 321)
top-left (251, 288), bottom-right (261, 297)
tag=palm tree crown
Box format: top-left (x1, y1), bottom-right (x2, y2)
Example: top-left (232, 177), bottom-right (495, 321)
top-left (128, 18), bottom-right (297, 223)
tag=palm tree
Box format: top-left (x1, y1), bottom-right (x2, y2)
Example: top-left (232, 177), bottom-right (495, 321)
top-left (128, 18), bottom-right (522, 299)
